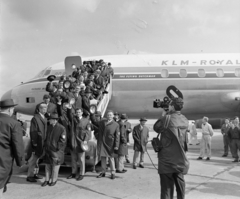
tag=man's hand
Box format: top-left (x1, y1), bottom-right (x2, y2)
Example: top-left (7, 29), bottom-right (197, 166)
top-left (114, 147), bottom-right (118, 150)
top-left (84, 141), bottom-right (87, 144)
top-left (162, 109), bottom-right (167, 116)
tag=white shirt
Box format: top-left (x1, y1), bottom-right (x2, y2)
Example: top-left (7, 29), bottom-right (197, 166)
top-left (39, 112), bottom-right (45, 119)
top-left (202, 123), bottom-right (214, 136)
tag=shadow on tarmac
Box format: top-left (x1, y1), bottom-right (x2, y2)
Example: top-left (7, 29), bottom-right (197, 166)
top-left (187, 181), bottom-right (240, 197)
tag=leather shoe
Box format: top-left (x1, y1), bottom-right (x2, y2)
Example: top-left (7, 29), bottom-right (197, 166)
top-left (206, 157), bottom-right (210, 161)
top-left (133, 165), bottom-right (137, 169)
top-left (122, 169), bottom-right (127, 173)
top-left (116, 170), bottom-right (124, 173)
top-left (232, 159), bottom-right (239, 162)
top-left (26, 177), bottom-right (37, 183)
top-left (197, 157), bottom-right (203, 160)
top-left (76, 175), bottom-right (84, 181)
top-left (126, 159), bottom-right (130, 163)
top-left (34, 174), bottom-right (43, 179)
top-left (67, 174), bottom-right (76, 179)
top-left (222, 154), bottom-right (227, 157)
top-left (110, 174), bottom-right (115, 180)
top-left (41, 181), bottom-right (49, 187)
top-left (97, 173), bottom-right (105, 178)
top-left (49, 181), bottom-right (57, 186)
top-left (139, 164), bottom-right (144, 168)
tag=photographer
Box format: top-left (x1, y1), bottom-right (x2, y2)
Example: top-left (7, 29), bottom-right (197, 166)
top-left (153, 98), bottom-right (189, 199)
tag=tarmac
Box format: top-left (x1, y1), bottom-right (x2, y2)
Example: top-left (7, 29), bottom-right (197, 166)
top-left (3, 120), bottom-right (240, 199)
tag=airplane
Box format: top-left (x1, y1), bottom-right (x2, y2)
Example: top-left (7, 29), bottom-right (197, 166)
top-left (2, 53), bottom-right (240, 129)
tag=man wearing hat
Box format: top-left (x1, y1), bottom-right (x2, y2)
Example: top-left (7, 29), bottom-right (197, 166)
top-left (153, 97), bottom-right (189, 199)
top-left (0, 99), bottom-right (24, 195)
top-left (41, 113), bottom-right (66, 187)
top-left (116, 114), bottom-right (128, 173)
top-left (132, 117), bottom-right (149, 169)
top-left (27, 103), bottom-right (48, 183)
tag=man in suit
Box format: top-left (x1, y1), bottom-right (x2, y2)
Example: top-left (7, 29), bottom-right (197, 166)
top-left (221, 118), bottom-right (231, 157)
top-left (0, 99), bottom-right (24, 196)
top-left (82, 87), bottom-right (93, 116)
top-left (97, 110), bottom-right (120, 180)
top-left (41, 113), bottom-right (66, 187)
top-left (72, 85), bottom-right (82, 111)
top-left (35, 94), bottom-right (57, 119)
top-left (27, 103), bottom-right (48, 182)
top-left (132, 117), bottom-right (149, 169)
top-left (66, 107), bottom-right (91, 181)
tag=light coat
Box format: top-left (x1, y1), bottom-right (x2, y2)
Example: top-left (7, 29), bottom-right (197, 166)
top-left (97, 119), bottom-right (120, 157)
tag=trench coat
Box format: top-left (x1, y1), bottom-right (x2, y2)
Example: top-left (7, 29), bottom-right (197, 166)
top-left (153, 111), bottom-right (189, 175)
top-left (30, 114), bottom-right (48, 157)
top-left (44, 123), bottom-right (66, 165)
top-left (0, 113), bottom-right (24, 189)
top-left (67, 108), bottom-right (91, 153)
top-left (117, 120), bottom-right (128, 156)
top-left (97, 119), bottom-right (120, 157)
top-left (124, 121), bottom-right (132, 143)
top-left (132, 124), bottom-right (149, 152)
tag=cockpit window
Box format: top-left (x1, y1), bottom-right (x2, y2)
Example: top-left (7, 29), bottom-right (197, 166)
top-left (43, 70), bottom-right (51, 77)
top-left (33, 70), bottom-right (45, 79)
top-left (32, 67), bottom-right (52, 79)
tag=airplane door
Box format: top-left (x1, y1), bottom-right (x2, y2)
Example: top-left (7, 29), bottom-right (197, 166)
top-left (64, 56), bottom-right (82, 76)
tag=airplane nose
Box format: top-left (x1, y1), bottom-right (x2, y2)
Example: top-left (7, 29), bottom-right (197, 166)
top-left (1, 89), bottom-right (12, 101)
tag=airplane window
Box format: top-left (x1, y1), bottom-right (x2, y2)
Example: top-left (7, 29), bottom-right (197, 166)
top-left (161, 69), bottom-right (169, 78)
top-left (198, 69), bottom-right (206, 78)
top-left (235, 68), bottom-right (240, 77)
top-left (179, 69), bottom-right (187, 78)
top-left (216, 68), bottom-right (224, 77)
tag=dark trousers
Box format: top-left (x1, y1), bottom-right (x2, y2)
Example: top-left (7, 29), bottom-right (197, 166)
top-left (223, 135), bottom-right (231, 155)
top-left (159, 173), bottom-right (185, 199)
top-left (231, 139), bottom-right (240, 160)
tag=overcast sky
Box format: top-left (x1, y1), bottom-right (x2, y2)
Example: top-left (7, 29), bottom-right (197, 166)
top-left (1, 0), bottom-right (240, 97)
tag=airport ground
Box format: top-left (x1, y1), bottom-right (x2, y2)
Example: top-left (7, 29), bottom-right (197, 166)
top-left (3, 120), bottom-right (240, 199)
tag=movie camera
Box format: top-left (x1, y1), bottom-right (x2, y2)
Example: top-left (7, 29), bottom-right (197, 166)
top-left (153, 85), bottom-right (183, 111)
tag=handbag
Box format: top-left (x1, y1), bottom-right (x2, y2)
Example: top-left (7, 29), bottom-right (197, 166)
top-left (152, 115), bottom-right (171, 152)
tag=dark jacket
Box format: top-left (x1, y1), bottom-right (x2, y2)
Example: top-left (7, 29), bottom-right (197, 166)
top-left (94, 75), bottom-right (105, 91)
top-left (67, 109), bottom-right (91, 152)
top-left (56, 104), bottom-right (71, 146)
top-left (124, 121), bottom-right (132, 143)
top-left (132, 124), bottom-right (149, 152)
top-left (97, 119), bottom-right (120, 157)
top-left (228, 126), bottom-right (240, 139)
top-left (0, 113), bottom-right (24, 189)
top-left (153, 111), bottom-right (189, 175)
top-left (117, 120), bottom-right (128, 156)
top-left (44, 123), bottom-right (66, 165)
top-left (82, 95), bottom-right (91, 115)
top-left (30, 114), bottom-right (48, 157)
top-left (72, 94), bottom-right (82, 111)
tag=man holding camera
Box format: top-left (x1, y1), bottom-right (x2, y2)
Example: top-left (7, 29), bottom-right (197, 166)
top-left (153, 98), bottom-right (189, 199)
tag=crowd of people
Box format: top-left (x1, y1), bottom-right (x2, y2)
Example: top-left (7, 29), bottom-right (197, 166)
top-left (0, 58), bottom-right (152, 198)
